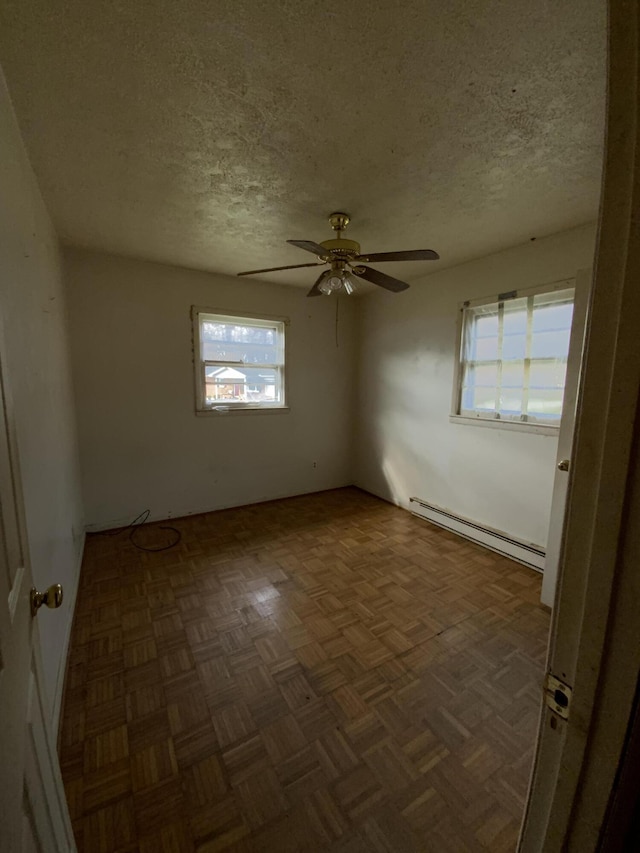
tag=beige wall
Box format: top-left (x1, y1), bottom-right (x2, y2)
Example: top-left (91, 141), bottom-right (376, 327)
top-left (354, 223), bottom-right (597, 548)
top-left (0, 69), bottom-right (84, 725)
top-left (65, 248), bottom-right (357, 529)
top-left (66, 223), bottom-right (596, 551)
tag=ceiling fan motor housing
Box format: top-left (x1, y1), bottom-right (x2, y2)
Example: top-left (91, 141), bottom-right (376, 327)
top-left (319, 237), bottom-right (361, 258)
top-left (321, 212), bottom-right (359, 258)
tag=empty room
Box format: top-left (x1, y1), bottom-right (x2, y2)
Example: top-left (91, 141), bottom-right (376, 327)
top-left (3, 2), bottom-right (640, 852)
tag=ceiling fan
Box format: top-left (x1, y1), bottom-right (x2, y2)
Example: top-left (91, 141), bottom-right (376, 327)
top-left (237, 213), bottom-right (440, 297)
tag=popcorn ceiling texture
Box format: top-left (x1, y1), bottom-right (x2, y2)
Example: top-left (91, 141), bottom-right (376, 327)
top-left (0, 0), bottom-right (605, 286)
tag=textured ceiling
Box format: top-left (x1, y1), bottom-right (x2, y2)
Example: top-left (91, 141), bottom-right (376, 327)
top-left (0, 1), bottom-right (605, 287)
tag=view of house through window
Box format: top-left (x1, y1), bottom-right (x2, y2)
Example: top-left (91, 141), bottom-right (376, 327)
top-left (457, 287), bottom-right (574, 425)
top-left (193, 310), bottom-right (286, 410)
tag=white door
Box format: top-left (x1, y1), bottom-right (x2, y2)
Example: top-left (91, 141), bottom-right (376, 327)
top-left (540, 268), bottom-right (591, 608)
top-left (0, 335), bottom-right (75, 850)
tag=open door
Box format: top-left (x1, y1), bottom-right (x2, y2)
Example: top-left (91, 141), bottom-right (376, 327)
top-left (0, 325), bottom-right (75, 850)
top-left (541, 268), bottom-right (591, 608)
top-left (518, 2), bottom-right (640, 848)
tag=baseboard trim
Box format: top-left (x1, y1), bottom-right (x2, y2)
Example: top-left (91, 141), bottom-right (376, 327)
top-left (409, 496), bottom-right (545, 572)
top-left (84, 483), bottom-right (355, 533)
top-left (53, 531), bottom-right (85, 740)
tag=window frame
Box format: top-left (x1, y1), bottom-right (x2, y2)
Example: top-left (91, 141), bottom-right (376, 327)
top-left (450, 279), bottom-right (576, 435)
top-left (191, 306), bottom-right (289, 415)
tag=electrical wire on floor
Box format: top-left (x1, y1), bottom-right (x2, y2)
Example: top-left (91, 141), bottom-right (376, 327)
top-left (89, 509), bottom-right (182, 552)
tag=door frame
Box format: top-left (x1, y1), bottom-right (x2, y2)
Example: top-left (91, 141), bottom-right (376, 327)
top-left (540, 267), bottom-right (591, 609)
top-left (519, 1), bottom-right (640, 849)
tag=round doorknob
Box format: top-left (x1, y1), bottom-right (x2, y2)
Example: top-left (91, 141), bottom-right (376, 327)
top-left (30, 583), bottom-right (64, 617)
top-left (557, 459), bottom-right (570, 472)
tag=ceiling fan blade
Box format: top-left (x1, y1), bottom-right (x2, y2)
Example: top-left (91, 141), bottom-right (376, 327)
top-left (237, 262), bottom-right (324, 276)
top-left (287, 239), bottom-right (331, 258)
top-left (307, 270), bottom-right (331, 298)
top-left (356, 249), bottom-right (439, 262)
top-left (353, 265), bottom-right (410, 293)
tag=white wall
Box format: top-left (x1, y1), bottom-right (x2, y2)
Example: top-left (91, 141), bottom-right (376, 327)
top-left (0, 69), bottom-right (84, 725)
top-left (354, 224), bottom-right (597, 548)
top-left (65, 248), bottom-right (356, 529)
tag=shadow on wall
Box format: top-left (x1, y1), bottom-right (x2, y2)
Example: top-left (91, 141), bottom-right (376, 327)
top-left (362, 361), bottom-right (450, 506)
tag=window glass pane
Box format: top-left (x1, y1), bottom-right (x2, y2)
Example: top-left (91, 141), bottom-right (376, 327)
top-left (460, 386), bottom-right (475, 410)
top-left (468, 310), bottom-right (499, 361)
top-left (532, 300), bottom-right (574, 332)
top-left (473, 335), bottom-right (499, 361)
top-left (499, 391), bottom-right (523, 416)
top-left (501, 361), bottom-right (525, 388)
top-left (503, 299), bottom-right (527, 334)
top-left (465, 362), bottom-right (499, 387)
top-left (529, 360), bottom-right (568, 388)
top-left (502, 334), bottom-right (526, 360)
top-left (205, 365), bottom-right (280, 404)
top-left (462, 386), bottom-right (496, 412)
top-left (530, 329), bottom-right (571, 359)
top-left (475, 312), bottom-right (499, 337)
top-left (201, 320), bottom-right (280, 363)
top-left (527, 389), bottom-right (564, 417)
top-left (241, 367), bottom-right (280, 402)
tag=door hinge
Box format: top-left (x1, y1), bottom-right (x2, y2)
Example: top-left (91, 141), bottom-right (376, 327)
top-left (544, 673), bottom-right (572, 720)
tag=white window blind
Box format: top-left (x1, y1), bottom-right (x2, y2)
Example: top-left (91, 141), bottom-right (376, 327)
top-left (458, 288), bottom-right (574, 425)
top-left (193, 310), bottom-right (286, 411)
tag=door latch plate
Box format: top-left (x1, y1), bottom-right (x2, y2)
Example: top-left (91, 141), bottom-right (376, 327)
top-left (544, 673), bottom-right (572, 720)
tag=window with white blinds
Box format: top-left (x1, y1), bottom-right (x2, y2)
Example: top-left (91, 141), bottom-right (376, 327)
top-left (457, 287), bottom-right (574, 425)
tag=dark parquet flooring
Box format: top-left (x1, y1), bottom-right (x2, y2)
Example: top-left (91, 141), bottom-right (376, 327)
top-left (59, 487), bottom-right (549, 852)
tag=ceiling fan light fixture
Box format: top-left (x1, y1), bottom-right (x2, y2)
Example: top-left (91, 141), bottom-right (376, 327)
top-left (318, 270), bottom-right (358, 296)
top-left (319, 272), bottom-right (346, 295)
top-left (343, 274), bottom-right (357, 295)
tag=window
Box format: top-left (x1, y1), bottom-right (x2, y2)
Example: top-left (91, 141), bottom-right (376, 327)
top-left (455, 286), bottom-right (574, 426)
top-left (192, 309), bottom-right (287, 412)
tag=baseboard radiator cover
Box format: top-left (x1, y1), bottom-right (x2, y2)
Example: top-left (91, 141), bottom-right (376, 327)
top-left (409, 497), bottom-right (545, 572)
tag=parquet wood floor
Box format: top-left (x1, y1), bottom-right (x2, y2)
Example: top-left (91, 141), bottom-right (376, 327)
top-left (59, 487), bottom-right (550, 853)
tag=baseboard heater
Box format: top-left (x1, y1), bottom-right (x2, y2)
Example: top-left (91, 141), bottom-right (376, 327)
top-left (409, 497), bottom-right (545, 572)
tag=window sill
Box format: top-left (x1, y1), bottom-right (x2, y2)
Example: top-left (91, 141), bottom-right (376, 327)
top-left (196, 406), bottom-right (290, 417)
top-left (449, 414), bottom-right (560, 436)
